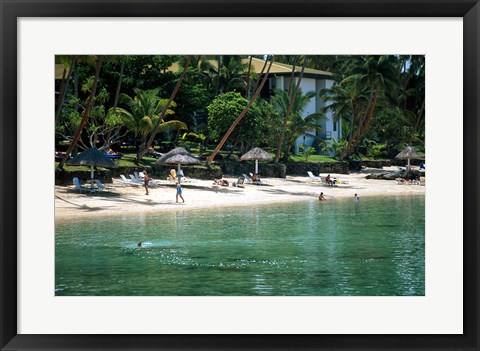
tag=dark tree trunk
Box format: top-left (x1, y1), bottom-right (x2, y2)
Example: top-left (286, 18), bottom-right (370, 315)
top-left (206, 56), bottom-right (275, 166)
top-left (58, 55), bottom-right (104, 168)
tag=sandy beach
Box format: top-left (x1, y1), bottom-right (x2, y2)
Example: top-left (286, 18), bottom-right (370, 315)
top-left (55, 167), bottom-right (425, 221)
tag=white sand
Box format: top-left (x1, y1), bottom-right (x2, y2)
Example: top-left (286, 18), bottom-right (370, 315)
top-left (55, 167), bottom-right (425, 221)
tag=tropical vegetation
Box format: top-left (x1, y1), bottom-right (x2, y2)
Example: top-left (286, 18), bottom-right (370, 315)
top-left (55, 54), bottom-right (425, 168)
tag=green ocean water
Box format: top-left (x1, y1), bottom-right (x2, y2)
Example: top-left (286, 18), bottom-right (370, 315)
top-left (55, 196), bottom-right (425, 296)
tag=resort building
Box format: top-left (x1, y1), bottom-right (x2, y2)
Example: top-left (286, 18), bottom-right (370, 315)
top-left (203, 57), bottom-right (339, 155)
top-left (246, 57), bottom-right (338, 155)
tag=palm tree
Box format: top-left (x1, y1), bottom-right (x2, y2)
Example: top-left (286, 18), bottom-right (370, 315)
top-left (58, 55), bottom-right (104, 169)
top-left (283, 113), bottom-right (326, 160)
top-left (273, 58), bottom-right (308, 162)
top-left (138, 55), bottom-right (193, 161)
top-left (272, 87), bottom-right (323, 161)
top-left (339, 55), bottom-right (399, 159)
top-left (115, 88), bottom-right (187, 157)
top-left (321, 79), bottom-right (368, 150)
top-left (55, 55), bottom-right (78, 123)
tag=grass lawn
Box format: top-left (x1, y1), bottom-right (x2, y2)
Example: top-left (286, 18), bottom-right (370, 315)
top-left (287, 154), bottom-right (337, 163)
top-left (55, 151), bottom-right (339, 171)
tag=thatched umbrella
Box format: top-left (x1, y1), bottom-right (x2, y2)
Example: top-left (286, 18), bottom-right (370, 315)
top-left (156, 147), bottom-right (201, 183)
top-left (240, 147), bottom-right (272, 174)
top-left (66, 147), bottom-right (118, 187)
top-left (395, 146), bottom-right (423, 169)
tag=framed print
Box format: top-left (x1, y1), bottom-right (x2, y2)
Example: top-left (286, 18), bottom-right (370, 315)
top-left (1, 0), bottom-right (479, 350)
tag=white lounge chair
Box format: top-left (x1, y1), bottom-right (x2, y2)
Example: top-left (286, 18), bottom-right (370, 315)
top-left (307, 171), bottom-right (320, 181)
top-left (129, 174), bottom-right (144, 184)
top-left (94, 179), bottom-right (114, 192)
top-left (242, 174), bottom-right (253, 183)
top-left (72, 177), bottom-right (94, 193)
top-left (120, 174), bottom-right (140, 187)
top-left (137, 172), bottom-right (161, 186)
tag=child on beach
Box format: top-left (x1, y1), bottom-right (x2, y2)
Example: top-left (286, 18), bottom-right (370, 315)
top-left (176, 182), bottom-right (185, 203)
top-left (143, 171), bottom-right (151, 195)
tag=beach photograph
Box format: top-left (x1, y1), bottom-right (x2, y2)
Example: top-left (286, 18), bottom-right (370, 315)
top-left (54, 54), bottom-right (425, 296)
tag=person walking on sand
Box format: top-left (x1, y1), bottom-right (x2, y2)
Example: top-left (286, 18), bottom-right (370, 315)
top-left (143, 171), bottom-right (151, 195)
top-left (176, 182), bottom-right (185, 203)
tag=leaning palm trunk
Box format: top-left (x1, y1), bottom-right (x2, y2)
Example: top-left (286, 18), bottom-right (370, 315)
top-left (244, 56), bottom-right (253, 99)
top-left (59, 55), bottom-right (104, 169)
top-left (274, 58), bottom-right (307, 163)
top-left (55, 55), bottom-right (78, 124)
top-left (205, 56), bottom-right (275, 166)
top-left (104, 58), bottom-right (125, 149)
top-left (340, 80), bottom-right (380, 159)
top-left (137, 55), bottom-right (193, 162)
top-left (249, 58), bottom-right (268, 99)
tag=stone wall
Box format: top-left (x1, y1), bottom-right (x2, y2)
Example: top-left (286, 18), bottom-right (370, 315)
top-left (284, 162), bottom-right (349, 176)
top-left (360, 159), bottom-right (392, 168)
top-left (219, 163), bottom-right (287, 178)
top-left (55, 166), bottom-right (223, 186)
top-left (57, 159), bottom-right (404, 185)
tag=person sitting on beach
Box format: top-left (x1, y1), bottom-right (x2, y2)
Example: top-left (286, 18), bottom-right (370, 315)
top-left (214, 178), bottom-right (229, 186)
top-left (318, 192), bottom-right (327, 202)
top-left (326, 174), bottom-right (333, 186)
top-left (251, 173), bottom-right (261, 184)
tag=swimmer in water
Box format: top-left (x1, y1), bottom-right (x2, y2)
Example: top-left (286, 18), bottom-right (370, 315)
top-left (137, 241), bottom-right (142, 247)
top-left (318, 192), bottom-right (327, 201)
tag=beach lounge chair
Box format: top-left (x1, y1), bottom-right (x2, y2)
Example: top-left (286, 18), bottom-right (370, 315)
top-left (242, 174), bottom-right (253, 183)
top-left (235, 177), bottom-right (245, 188)
top-left (120, 174), bottom-right (140, 187)
top-left (72, 177), bottom-right (94, 193)
top-left (307, 171), bottom-right (320, 181)
top-left (138, 172), bottom-right (161, 186)
top-left (419, 176), bottom-right (426, 186)
top-left (94, 179), bottom-right (114, 192)
top-left (129, 174), bottom-right (144, 184)
top-left (167, 169), bottom-right (177, 181)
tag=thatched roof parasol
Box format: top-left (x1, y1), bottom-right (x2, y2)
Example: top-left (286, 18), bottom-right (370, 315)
top-left (156, 147), bottom-right (201, 183)
top-left (240, 147), bottom-right (272, 174)
top-left (159, 153), bottom-right (201, 165)
top-left (395, 146), bottom-right (423, 169)
top-left (66, 147), bottom-right (117, 187)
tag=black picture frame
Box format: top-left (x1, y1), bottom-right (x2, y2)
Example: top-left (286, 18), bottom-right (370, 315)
top-left (1, 1), bottom-right (478, 350)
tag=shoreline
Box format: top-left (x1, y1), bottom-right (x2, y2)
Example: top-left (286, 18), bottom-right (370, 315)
top-left (55, 167), bottom-right (425, 221)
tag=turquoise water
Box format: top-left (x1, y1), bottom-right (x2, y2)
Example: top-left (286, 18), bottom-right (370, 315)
top-left (55, 196), bottom-right (425, 296)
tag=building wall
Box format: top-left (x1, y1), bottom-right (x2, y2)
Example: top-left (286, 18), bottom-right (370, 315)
top-left (273, 76), bottom-right (338, 155)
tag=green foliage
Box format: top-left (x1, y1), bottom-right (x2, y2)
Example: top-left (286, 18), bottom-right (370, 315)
top-left (330, 137), bottom-right (348, 159)
top-left (206, 91), bottom-right (265, 149)
top-left (299, 144), bottom-right (316, 161)
top-left (363, 140), bottom-right (388, 159)
top-left (271, 89), bottom-right (325, 159)
top-left (115, 88), bottom-right (181, 139)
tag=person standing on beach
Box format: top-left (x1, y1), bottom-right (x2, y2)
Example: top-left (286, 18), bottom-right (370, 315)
top-left (176, 182), bottom-right (185, 203)
top-left (354, 193), bottom-right (360, 201)
top-left (143, 171), bottom-right (151, 195)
